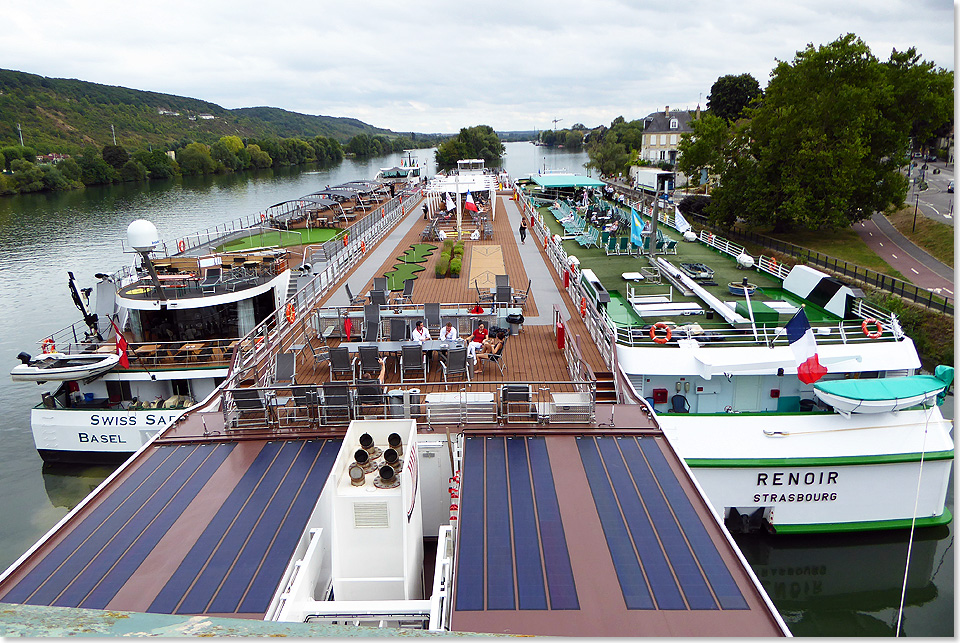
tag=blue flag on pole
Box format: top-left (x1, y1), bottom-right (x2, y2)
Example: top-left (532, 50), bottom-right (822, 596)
top-left (630, 207), bottom-right (646, 248)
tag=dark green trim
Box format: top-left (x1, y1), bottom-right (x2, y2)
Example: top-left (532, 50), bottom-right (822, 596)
top-left (772, 508), bottom-right (952, 534)
top-left (686, 450), bottom-right (954, 468)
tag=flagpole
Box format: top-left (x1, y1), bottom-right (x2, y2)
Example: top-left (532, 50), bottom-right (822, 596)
top-left (455, 175), bottom-right (461, 238)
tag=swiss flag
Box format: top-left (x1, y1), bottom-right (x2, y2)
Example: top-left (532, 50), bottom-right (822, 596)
top-left (109, 318), bottom-right (130, 368)
top-left (464, 190), bottom-right (479, 212)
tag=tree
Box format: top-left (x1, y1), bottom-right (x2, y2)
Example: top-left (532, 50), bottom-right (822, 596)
top-left (706, 73), bottom-right (761, 122)
top-left (57, 157), bottom-right (82, 182)
top-left (708, 34), bottom-right (951, 232)
top-left (119, 159), bottom-right (147, 182)
top-left (77, 145), bottom-right (117, 185)
top-left (101, 144), bottom-right (129, 170)
top-left (246, 143), bottom-right (272, 169)
top-left (435, 125), bottom-right (504, 168)
top-left (210, 140), bottom-right (239, 171)
top-left (10, 158), bottom-right (44, 192)
top-left (676, 113), bottom-right (730, 185)
top-left (177, 142), bottom-right (215, 175)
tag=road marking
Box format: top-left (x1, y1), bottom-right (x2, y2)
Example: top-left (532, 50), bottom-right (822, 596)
top-left (911, 268), bottom-right (919, 274)
top-left (891, 254), bottom-right (898, 259)
top-left (945, 288), bottom-right (954, 295)
top-left (878, 242), bottom-right (884, 247)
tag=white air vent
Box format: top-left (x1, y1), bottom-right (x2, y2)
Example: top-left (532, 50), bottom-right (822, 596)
top-left (353, 501), bottom-right (389, 528)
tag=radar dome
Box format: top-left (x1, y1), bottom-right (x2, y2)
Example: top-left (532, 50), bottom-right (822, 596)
top-left (736, 252), bottom-right (756, 269)
top-left (683, 230), bottom-right (697, 242)
top-left (127, 220), bottom-right (160, 252)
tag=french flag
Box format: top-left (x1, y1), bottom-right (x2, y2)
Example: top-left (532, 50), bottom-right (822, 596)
top-left (785, 308), bottom-right (826, 384)
top-left (464, 190), bottom-right (479, 212)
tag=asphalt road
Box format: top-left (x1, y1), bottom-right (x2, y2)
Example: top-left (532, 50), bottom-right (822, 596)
top-left (906, 160), bottom-right (954, 225)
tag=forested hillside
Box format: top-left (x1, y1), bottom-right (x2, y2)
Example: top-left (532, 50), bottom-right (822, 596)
top-left (0, 68), bottom-right (395, 153)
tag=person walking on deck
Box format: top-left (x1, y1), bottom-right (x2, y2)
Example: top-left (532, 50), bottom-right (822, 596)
top-left (519, 216), bottom-right (527, 244)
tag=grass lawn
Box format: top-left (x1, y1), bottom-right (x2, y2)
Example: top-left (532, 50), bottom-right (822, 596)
top-left (219, 228), bottom-right (340, 252)
top-left (384, 264), bottom-right (426, 290)
top-left (397, 243), bottom-right (437, 263)
top-left (754, 226), bottom-right (906, 280)
top-left (885, 205), bottom-right (954, 268)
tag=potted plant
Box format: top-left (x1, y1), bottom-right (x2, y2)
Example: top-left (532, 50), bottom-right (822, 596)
top-left (435, 257), bottom-right (449, 278)
top-left (450, 257), bottom-right (462, 278)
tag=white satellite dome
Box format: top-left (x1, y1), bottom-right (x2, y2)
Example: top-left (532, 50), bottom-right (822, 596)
top-left (736, 252), bottom-right (756, 269)
top-left (683, 230), bottom-right (698, 242)
top-left (127, 220), bottom-right (160, 252)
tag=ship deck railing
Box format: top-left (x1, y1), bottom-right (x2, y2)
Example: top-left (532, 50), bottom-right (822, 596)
top-left (513, 185), bottom-right (905, 357)
top-left (221, 380), bottom-right (596, 434)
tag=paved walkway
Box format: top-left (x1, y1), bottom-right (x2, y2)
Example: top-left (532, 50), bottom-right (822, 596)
top-left (501, 196), bottom-right (571, 323)
top-left (855, 214), bottom-right (954, 297)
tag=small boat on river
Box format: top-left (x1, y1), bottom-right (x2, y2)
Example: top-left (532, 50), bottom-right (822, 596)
top-left (11, 351), bottom-right (120, 383)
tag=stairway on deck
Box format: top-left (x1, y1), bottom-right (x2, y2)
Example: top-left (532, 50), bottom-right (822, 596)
top-left (594, 370), bottom-right (618, 403)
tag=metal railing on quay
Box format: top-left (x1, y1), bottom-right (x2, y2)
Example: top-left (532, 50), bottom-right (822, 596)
top-left (222, 380), bottom-right (597, 433)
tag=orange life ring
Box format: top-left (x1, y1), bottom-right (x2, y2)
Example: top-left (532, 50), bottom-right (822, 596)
top-left (769, 257), bottom-right (777, 270)
top-left (343, 234), bottom-right (349, 247)
top-left (650, 322), bottom-right (672, 344)
top-left (580, 296), bottom-right (587, 317)
top-left (285, 303), bottom-right (296, 324)
top-left (360, 240), bottom-right (366, 253)
top-left (260, 213), bottom-right (266, 222)
top-left (544, 235), bottom-right (549, 250)
top-left (41, 337), bottom-right (56, 354)
top-left (177, 239), bottom-right (185, 253)
top-left (862, 318), bottom-right (883, 339)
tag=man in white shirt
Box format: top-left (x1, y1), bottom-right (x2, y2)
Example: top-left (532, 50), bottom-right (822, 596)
top-left (439, 322), bottom-right (458, 341)
top-left (411, 320), bottom-right (431, 343)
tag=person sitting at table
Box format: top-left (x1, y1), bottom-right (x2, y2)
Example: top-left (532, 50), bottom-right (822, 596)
top-left (440, 321), bottom-right (458, 342)
top-left (470, 322), bottom-right (488, 344)
top-left (356, 357), bottom-right (387, 415)
top-left (474, 332), bottom-right (505, 373)
top-left (411, 320), bottom-right (431, 343)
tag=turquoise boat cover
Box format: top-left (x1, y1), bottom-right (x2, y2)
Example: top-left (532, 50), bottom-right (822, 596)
top-left (814, 365), bottom-right (954, 402)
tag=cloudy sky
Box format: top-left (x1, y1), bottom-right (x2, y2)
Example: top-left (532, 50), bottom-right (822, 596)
top-left (4, 0), bottom-right (954, 133)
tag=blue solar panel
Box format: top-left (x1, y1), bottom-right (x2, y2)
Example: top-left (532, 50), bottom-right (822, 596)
top-left (484, 437), bottom-right (515, 610)
top-left (527, 437), bottom-right (578, 610)
top-left (149, 441), bottom-right (284, 614)
top-left (18, 445), bottom-right (198, 607)
top-left (576, 437), bottom-right (653, 609)
top-left (208, 440), bottom-right (326, 613)
top-left (506, 438), bottom-right (547, 610)
top-left (176, 440), bottom-right (303, 613)
top-left (614, 437), bottom-right (715, 610)
top-left (636, 438), bottom-right (747, 610)
top-left (76, 443), bottom-right (235, 610)
top-left (239, 440), bottom-right (341, 614)
top-left (596, 437), bottom-right (686, 610)
top-left (1, 445), bottom-right (186, 605)
top-left (454, 437), bottom-right (485, 611)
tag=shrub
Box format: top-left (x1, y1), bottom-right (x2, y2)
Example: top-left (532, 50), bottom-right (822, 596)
top-left (435, 257), bottom-right (450, 277)
top-left (453, 241), bottom-right (465, 257)
top-left (443, 239), bottom-right (454, 253)
top-left (450, 257), bottom-right (462, 276)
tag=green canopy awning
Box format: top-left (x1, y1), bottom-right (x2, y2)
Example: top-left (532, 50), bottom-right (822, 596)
top-left (531, 174), bottom-right (605, 189)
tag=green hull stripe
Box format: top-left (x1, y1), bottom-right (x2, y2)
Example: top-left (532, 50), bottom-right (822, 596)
top-left (772, 508), bottom-right (953, 534)
top-left (686, 450), bottom-right (954, 468)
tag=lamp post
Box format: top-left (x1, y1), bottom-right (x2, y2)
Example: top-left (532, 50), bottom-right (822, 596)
top-left (912, 192), bottom-right (920, 232)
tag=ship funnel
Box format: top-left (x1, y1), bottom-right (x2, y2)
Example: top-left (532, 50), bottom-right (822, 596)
top-left (354, 448), bottom-right (376, 473)
top-left (127, 220), bottom-right (160, 253)
top-left (384, 448), bottom-right (402, 472)
top-left (375, 464), bottom-right (399, 488)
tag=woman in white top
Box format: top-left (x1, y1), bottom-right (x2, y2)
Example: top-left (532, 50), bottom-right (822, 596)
top-left (439, 322), bottom-right (458, 341)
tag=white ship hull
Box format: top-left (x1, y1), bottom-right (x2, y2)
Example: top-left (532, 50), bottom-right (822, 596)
top-left (30, 406), bottom-right (191, 463)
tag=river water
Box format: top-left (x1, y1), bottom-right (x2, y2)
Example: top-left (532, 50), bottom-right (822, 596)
top-left (0, 142), bottom-right (951, 636)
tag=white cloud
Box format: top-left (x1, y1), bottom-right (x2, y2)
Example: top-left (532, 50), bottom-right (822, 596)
top-left (4, 0), bottom-right (953, 132)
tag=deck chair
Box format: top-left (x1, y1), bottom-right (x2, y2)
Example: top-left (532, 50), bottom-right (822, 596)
top-left (369, 289), bottom-right (388, 306)
top-left (291, 385), bottom-right (320, 428)
top-left (512, 279), bottom-right (531, 307)
top-left (355, 376), bottom-right (386, 418)
top-left (345, 283), bottom-right (365, 305)
top-left (363, 304), bottom-right (381, 341)
top-left (373, 277), bottom-right (388, 292)
top-left (274, 352), bottom-right (295, 387)
top-left (355, 344), bottom-right (381, 379)
top-left (231, 388), bottom-right (270, 427)
top-left (477, 337), bottom-right (507, 375)
top-left (305, 341), bottom-right (329, 372)
top-left (321, 382), bottom-right (352, 425)
top-left (199, 267), bottom-right (222, 293)
top-left (670, 394), bottom-right (690, 413)
top-left (475, 281), bottom-right (495, 304)
top-left (617, 236), bottom-right (629, 255)
top-left (605, 235), bottom-right (618, 255)
top-left (495, 285), bottom-right (512, 308)
top-left (396, 278), bottom-right (415, 305)
top-left (495, 274), bottom-right (510, 289)
top-left (327, 346), bottom-right (354, 382)
top-left (441, 346), bottom-right (470, 383)
top-left (387, 318), bottom-right (407, 368)
top-left (424, 302), bottom-right (441, 334)
top-left (400, 343), bottom-right (426, 383)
